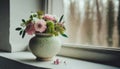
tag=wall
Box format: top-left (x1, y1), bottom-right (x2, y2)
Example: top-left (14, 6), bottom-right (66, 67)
top-left (0, 0), bottom-right (43, 52)
top-left (10, 0), bottom-right (41, 52)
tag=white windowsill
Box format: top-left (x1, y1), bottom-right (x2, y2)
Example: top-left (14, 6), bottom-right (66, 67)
top-left (0, 51), bottom-right (119, 69)
top-left (58, 44), bottom-right (120, 66)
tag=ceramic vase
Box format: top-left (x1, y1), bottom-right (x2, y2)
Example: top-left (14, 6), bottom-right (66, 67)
top-left (29, 33), bottom-right (61, 61)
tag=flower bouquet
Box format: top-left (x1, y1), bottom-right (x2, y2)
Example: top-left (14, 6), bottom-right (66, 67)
top-left (16, 11), bottom-right (67, 38)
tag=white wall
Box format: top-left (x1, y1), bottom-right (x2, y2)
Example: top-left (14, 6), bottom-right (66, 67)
top-left (10, 0), bottom-right (40, 52)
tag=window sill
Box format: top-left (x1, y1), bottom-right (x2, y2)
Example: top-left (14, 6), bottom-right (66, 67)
top-left (58, 44), bottom-right (120, 67)
top-left (0, 51), bottom-right (119, 69)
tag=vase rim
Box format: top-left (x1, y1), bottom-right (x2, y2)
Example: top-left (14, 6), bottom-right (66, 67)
top-left (35, 33), bottom-right (53, 37)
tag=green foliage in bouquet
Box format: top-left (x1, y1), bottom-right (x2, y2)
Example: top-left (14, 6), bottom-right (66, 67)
top-left (16, 11), bottom-right (67, 38)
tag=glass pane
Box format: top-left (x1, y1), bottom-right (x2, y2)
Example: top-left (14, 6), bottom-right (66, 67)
top-left (63, 0), bottom-right (120, 48)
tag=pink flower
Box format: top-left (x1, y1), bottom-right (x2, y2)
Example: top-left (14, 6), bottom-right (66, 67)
top-left (34, 19), bottom-right (47, 33)
top-left (43, 14), bottom-right (56, 21)
top-left (54, 59), bottom-right (60, 65)
top-left (25, 23), bottom-right (35, 35)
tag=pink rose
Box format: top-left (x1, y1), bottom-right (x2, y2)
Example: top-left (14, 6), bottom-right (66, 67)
top-left (25, 23), bottom-right (35, 35)
top-left (34, 19), bottom-right (47, 33)
top-left (43, 14), bottom-right (56, 21)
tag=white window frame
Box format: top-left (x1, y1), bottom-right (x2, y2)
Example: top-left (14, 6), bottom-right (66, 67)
top-left (58, 44), bottom-right (120, 67)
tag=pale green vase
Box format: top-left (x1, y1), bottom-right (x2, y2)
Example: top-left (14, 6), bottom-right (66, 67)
top-left (29, 33), bottom-right (61, 61)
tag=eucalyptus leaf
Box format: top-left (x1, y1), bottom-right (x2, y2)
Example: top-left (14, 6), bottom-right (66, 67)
top-left (16, 27), bottom-right (22, 31)
top-left (22, 30), bottom-right (26, 38)
top-left (59, 15), bottom-right (64, 22)
top-left (19, 30), bottom-right (23, 35)
top-left (22, 19), bottom-right (25, 23)
top-left (61, 34), bottom-right (68, 38)
top-left (30, 15), bottom-right (33, 19)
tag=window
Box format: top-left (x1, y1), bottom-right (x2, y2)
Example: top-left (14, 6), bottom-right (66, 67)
top-left (48, 0), bottom-right (120, 49)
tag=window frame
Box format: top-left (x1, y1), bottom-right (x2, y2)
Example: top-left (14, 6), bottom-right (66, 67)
top-left (47, 0), bottom-right (120, 67)
top-left (58, 44), bottom-right (120, 67)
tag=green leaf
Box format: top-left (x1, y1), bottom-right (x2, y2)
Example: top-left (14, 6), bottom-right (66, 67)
top-left (54, 31), bottom-right (59, 36)
top-left (33, 14), bottom-right (37, 17)
top-left (37, 11), bottom-right (44, 15)
top-left (16, 27), bottom-right (22, 31)
top-left (22, 30), bottom-right (26, 38)
top-left (59, 15), bottom-right (64, 22)
top-left (30, 15), bottom-right (33, 19)
top-left (22, 19), bottom-right (25, 23)
top-left (61, 34), bottom-right (68, 38)
top-left (46, 21), bottom-right (55, 34)
top-left (19, 30), bottom-right (23, 35)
